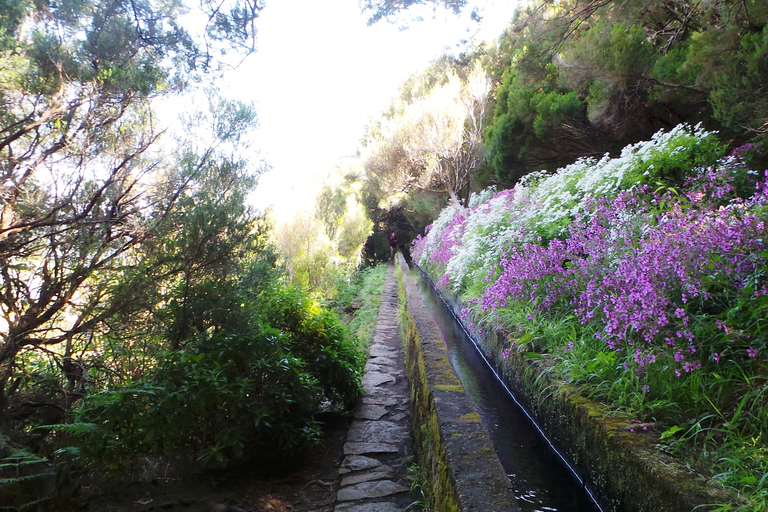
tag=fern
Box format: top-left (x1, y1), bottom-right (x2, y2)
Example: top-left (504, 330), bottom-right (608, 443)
top-left (0, 451), bottom-right (53, 510)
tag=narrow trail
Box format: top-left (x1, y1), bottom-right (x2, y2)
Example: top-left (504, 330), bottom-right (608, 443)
top-left (332, 260), bottom-right (415, 512)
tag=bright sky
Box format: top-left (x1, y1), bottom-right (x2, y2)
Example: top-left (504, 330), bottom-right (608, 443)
top-left (224, 0), bottom-right (519, 216)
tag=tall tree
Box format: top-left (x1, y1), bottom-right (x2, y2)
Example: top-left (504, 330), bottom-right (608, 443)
top-left (0, 0), bottom-right (262, 421)
top-left (483, 0), bottom-right (768, 186)
top-left (360, 0), bottom-right (466, 24)
top-left (363, 59), bottom-right (492, 208)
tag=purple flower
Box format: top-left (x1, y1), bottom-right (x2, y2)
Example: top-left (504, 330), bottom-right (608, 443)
top-left (502, 348), bottom-right (510, 359)
top-left (420, 149), bottom-right (768, 380)
top-left (682, 361), bottom-right (701, 373)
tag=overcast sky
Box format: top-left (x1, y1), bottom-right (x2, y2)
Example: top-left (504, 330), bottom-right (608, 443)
top-left (222, 0), bottom-right (519, 215)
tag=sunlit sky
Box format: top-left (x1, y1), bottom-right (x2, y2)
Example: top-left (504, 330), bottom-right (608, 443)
top-left (221, 0), bottom-right (519, 216)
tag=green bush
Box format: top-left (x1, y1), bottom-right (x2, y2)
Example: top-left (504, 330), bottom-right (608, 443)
top-left (70, 284), bottom-right (364, 473)
top-left (255, 285), bottom-right (365, 411)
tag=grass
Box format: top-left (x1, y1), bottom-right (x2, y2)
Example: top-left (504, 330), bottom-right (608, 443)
top-left (346, 263), bottom-right (388, 350)
top-left (485, 295), bottom-right (768, 509)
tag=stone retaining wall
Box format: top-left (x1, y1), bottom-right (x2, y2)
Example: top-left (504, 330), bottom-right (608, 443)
top-left (396, 255), bottom-right (519, 512)
top-left (422, 269), bottom-right (737, 512)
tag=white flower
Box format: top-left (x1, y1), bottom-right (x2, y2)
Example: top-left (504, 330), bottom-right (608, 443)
top-left (415, 123), bottom-right (718, 298)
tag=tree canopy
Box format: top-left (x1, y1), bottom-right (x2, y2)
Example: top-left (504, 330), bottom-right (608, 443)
top-left (362, 58), bottom-right (492, 209)
top-left (360, 0), bottom-right (467, 24)
top-left (358, 0), bottom-right (767, 232)
top-left (0, 0), bottom-right (270, 421)
top-left (483, 0), bottom-right (768, 184)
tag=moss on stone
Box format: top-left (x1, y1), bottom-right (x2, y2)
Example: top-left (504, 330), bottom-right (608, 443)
top-left (434, 384), bottom-right (465, 393)
top-left (397, 257), bottom-right (516, 512)
top-left (460, 412), bottom-right (481, 422)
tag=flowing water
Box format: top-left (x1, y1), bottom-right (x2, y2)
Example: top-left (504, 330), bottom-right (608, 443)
top-left (415, 273), bottom-right (603, 512)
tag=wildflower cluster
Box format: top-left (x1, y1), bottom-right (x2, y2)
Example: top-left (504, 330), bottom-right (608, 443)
top-left (414, 127), bottom-right (768, 510)
top-left (413, 125), bottom-right (768, 373)
top-left (483, 182), bottom-right (768, 370)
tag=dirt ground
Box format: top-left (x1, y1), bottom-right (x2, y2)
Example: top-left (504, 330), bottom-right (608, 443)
top-left (73, 415), bottom-right (351, 512)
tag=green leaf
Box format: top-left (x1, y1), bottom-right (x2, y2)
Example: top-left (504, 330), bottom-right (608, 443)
top-left (660, 425), bottom-right (683, 440)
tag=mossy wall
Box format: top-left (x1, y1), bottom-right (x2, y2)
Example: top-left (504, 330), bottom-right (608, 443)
top-left (434, 282), bottom-right (737, 512)
top-left (396, 255), bottom-right (518, 512)
top-left (405, 310), bottom-right (462, 512)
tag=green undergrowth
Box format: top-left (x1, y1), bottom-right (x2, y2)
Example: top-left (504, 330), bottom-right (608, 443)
top-left (346, 263), bottom-right (388, 350)
top-left (476, 302), bottom-right (766, 510)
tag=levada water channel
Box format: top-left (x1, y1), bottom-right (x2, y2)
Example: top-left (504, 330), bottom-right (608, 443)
top-left (414, 268), bottom-right (603, 512)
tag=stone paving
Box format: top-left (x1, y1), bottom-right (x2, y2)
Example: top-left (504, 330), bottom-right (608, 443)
top-left (333, 261), bottom-right (414, 512)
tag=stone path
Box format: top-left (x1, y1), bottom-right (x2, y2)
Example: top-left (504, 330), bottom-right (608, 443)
top-left (333, 261), bottom-right (414, 512)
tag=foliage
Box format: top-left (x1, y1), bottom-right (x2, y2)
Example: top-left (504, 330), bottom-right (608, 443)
top-left (0, 0), bottom-right (363, 475)
top-left (254, 285), bottom-right (365, 411)
top-left (38, 153), bottom-right (365, 475)
top-left (0, 0), bottom-right (263, 423)
top-left (362, 58), bottom-right (492, 209)
top-left (483, 0), bottom-right (768, 187)
top-left (69, 282), bottom-right (363, 473)
top-left (315, 164), bottom-right (374, 266)
top-left (345, 264), bottom-right (389, 349)
top-left (0, 448), bottom-right (54, 509)
top-left (272, 162), bottom-right (373, 298)
top-left (415, 124), bottom-right (723, 288)
top-left (485, 64), bottom-right (592, 184)
top-left (709, 27), bottom-right (768, 132)
top-left (414, 130), bottom-right (768, 508)
top-left (360, 0), bottom-right (466, 25)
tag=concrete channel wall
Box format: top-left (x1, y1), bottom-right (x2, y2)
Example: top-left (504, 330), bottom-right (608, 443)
top-left (400, 254), bottom-right (738, 512)
top-left (396, 255), bottom-right (520, 512)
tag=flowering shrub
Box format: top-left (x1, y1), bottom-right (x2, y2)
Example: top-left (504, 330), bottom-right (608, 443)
top-left (415, 124), bottom-right (725, 292)
top-left (414, 125), bottom-right (767, 373)
top-left (482, 182), bottom-right (768, 369)
top-left (414, 129), bottom-right (768, 508)
top-left (515, 122), bottom-right (722, 239)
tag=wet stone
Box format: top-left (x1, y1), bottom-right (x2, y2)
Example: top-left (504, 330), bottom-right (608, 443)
top-left (335, 503), bottom-right (402, 512)
top-left (365, 388), bottom-right (397, 398)
top-left (364, 363), bottom-right (388, 373)
top-left (363, 396), bottom-right (398, 407)
top-left (353, 405), bottom-right (388, 420)
top-left (362, 372), bottom-right (396, 389)
top-left (346, 421), bottom-right (407, 444)
top-left (343, 442), bottom-right (400, 455)
top-left (336, 480), bottom-right (409, 502)
top-left (369, 347), bottom-right (398, 357)
top-left (339, 455), bottom-right (383, 474)
top-left (366, 356), bottom-right (396, 367)
top-left (340, 465), bottom-right (394, 487)
top-left (368, 385), bottom-right (398, 396)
